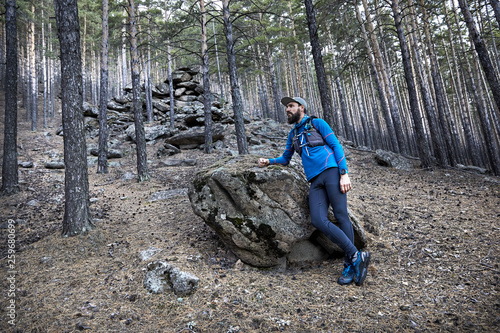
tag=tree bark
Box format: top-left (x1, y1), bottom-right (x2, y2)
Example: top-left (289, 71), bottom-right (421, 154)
top-left (128, 0), bottom-right (150, 181)
top-left (391, 0), bottom-right (432, 168)
top-left (53, 0), bottom-right (93, 236)
top-left (491, 0), bottom-right (500, 27)
top-left (408, 0), bottom-right (449, 167)
top-left (1, 0), bottom-right (19, 195)
top-left (29, 5), bottom-right (37, 131)
top-left (304, 0), bottom-right (335, 129)
top-left (98, 0), bottom-right (109, 174)
top-left (200, 0), bottom-right (213, 154)
top-left (355, 0), bottom-right (399, 152)
top-left (222, 0), bottom-right (248, 154)
top-left (459, 0), bottom-right (500, 118)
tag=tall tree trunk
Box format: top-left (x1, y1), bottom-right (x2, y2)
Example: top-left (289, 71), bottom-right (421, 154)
top-left (121, 11), bottom-right (128, 90)
top-left (213, 21), bottom-right (224, 103)
top-left (54, 0), bottom-right (93, 236)
top-left (98, 0), bottom-right (109, 174)
top-left (366, 0), bottom-right (407, 155)
top-left (1, 0), bottom-right (19, 195)
top-left (355, 0), bottom-right (399, 152)
top-left (418, 0), bottom-right (456, 166)
top-left (128, 0), bottom-right (149, 181)
top-left (222, 0), bottom-right (248, 154)
top-left (459, 0), bottom-right (500, 118)
top-left (200, 0), bottom-right (213, 154)
top-left (167, 43), bottom-right (175, 131)
top-left (30, 5), bottom-right (37, 131)
top-left (42, 8), bottom-right (48, 129)
top-left (391, 0), bottom-right (432, 168)
top-left (491, 0), bottom-right (500, 27)
top-left (266, 42), bottom-right (284, 123)
top-left (304, 0), bottom-right (335, 129)
top-left (288, 1), bottom-right (304, 96)
top-left (408, 0), bottom-right (449, 167)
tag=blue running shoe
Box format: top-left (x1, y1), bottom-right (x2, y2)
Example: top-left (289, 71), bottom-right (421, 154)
top-left (337, 263), bottom-right (355, 285)
top-left (352, 251), bottom-right (371, 286)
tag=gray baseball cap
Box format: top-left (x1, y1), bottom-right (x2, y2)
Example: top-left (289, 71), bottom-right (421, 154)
top-left (281, 97), bottom-right (307, 111)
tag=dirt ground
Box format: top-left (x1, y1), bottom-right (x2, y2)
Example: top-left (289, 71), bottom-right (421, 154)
top-left (0, 105), bottom-right (499, 332)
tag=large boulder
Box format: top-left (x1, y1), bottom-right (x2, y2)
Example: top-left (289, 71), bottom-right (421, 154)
top-left (166, 124), bottom-right (226, 149)
top-left (126, 124), bottom-right (170, 142)
top-left (188, 155), bottom-right (366, 268)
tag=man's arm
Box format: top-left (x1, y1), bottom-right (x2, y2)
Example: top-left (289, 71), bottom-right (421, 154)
top-left (257, 130), bottom-right (294, 167)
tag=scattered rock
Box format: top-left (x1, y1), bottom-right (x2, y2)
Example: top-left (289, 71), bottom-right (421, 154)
top-left (456, 164), bottom-right (488, 174)
top-left (89, 148), bottom-right (124, 159)
top-left (45, 161), bottom-right (65, 169)
top-left (149, 188), bottom-right (188, 201)
top-left (27, 199), bottom-right (40, 206)
top-left (157, 143), bottom-right (181, 157)
top-left (139, 247), bottom-right (162, 261)
top-left (19, 161), bottom-right (34, 168)
top-left (166, 124), bottom-right (226, 149)
top-left (144, 260), bottom-right (199, 296)
top-left (159, 159), bottom-right (197, 167)
top-left (374, 149), bottom-right (414, 170)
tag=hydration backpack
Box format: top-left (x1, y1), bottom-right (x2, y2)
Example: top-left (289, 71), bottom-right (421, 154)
top-left (292, 116), bottom-right (326, 156)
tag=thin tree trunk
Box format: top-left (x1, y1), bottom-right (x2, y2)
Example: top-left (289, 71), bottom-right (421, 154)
top-left (491, 0), bottom-right (500, 27)
top-left (98, 0), bottom-right (109, 174)
top-left (167, 43), bottom-right (175, 131)
top-left (459, 0), bottom-right (500, 118)
top-left (391, 0), bottom-right (432, 168)
top-left (408, 0), bottom-right (449, 166)
top-left (288, 1), bottom-right (304, 96)
top-left (200, 0), bottom-right (213, 154)
top-left (54, 0), bottom-right (93, 236)
top-left (222, 0), bottom-right (248, 154)
top-left (1, 0), bottom-right (19, 195)
top-left (212, 21), bottom-right (224, 103)
top-left (366, 0), bottom-right (407, 154)
top-left (128, 0), bottom-right (149, 181)
top-left (30, 5), bottom-right (37, 131)
top-left (122, 11), bottom-right (128, 89)
top-left (266, 42), bottom-right (284, 123)
top-left (42, 8), bottom-right (48, 129)
top-left (304, 0), bottom-right (335, 128)
top-left (355, 0), bottom-right (398, 152)
top-left (418, 0), bottom-right (456, 166)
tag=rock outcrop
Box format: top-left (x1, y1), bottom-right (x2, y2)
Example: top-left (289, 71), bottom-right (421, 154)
top-left (188, 154), bottom-right (367, 268)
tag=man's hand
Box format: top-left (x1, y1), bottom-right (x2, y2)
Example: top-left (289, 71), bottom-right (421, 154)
top-left (258, 158), bottom-right (270, 168)
top-left (340, 174), bottom-right (352, 193)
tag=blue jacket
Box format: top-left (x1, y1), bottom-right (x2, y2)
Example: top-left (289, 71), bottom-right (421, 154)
top-left (269, 115), bottom-right (348, 181)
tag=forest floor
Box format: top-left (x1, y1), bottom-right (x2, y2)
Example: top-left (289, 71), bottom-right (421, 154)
top-left (0, 101), bottom-right (499, 332)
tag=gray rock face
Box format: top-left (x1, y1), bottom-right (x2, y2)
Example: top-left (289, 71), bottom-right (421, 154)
top-left (166, 124), bottom-right (226, 149)
top-left (144, 261), bottom-right (199, 296)
top-left (126, 124), bottom-right (170, 142)
top-left (188, 155), bottom-right (366, 268)
top-left (375, 149), bottom-right (415, 170)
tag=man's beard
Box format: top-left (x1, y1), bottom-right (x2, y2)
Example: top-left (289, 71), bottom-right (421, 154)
top-left (287, 111), bottom-right (301, 124)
